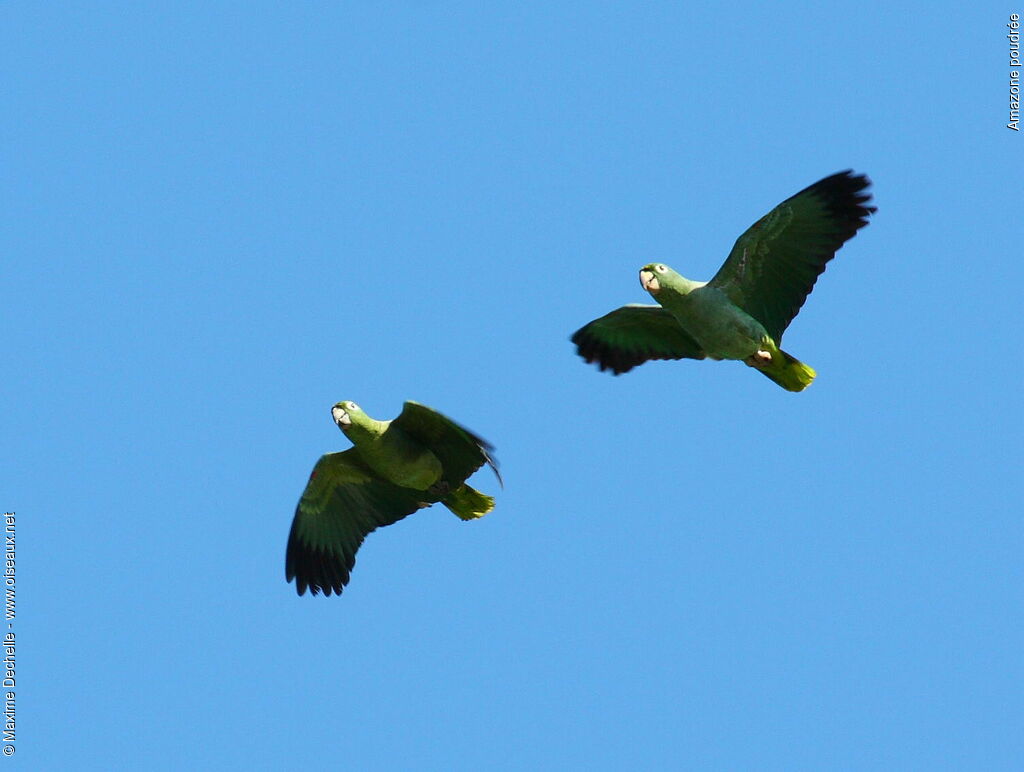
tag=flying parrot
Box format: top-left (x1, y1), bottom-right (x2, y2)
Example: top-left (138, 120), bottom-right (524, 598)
top-left (571, 170), bottom-right (875, 391)
top-left (286, 400), bottom-right (501, 596)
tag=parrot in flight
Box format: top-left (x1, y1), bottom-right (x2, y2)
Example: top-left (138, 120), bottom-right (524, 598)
top-left (572, 170), bottom-right (875, 391)
top-left (286, 400), bottom-right (501, 596)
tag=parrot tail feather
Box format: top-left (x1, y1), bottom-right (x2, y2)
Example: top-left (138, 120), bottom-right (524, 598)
top-left (442, 484), bottom-right (495, 520)
top-left (756, 349), bottom-right (816, 392)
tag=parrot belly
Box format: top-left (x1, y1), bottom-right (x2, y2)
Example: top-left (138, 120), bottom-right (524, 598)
top-left (359, 431), bottom-right (444, 491)
top-left (663, 287), bottom-right (769, 361)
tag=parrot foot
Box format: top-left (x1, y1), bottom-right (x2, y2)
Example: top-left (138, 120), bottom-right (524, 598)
top-left (745, 350), bottom-right (772, 368)
top-left (427, 481), bottom-right (451, 498)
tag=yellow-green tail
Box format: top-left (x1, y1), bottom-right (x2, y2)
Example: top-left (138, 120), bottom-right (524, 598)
top-left (758, 349), bottom-right (816, 392)
top-left (443, 484), bottom-right (495, 520)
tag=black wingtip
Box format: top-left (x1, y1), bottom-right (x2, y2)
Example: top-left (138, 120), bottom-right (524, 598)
top-left (286, 525), bottom-right (351, 598)
top-left (800, 169), bottom-right (876, 222)
top-left (487, 450), bottom-right (503, 487)
top-left (454, 423), bottom-right (503, 488)
top-left (571, 326), bottom-right (639, 375)
top-left (472, 436), bottom-right (503, 488)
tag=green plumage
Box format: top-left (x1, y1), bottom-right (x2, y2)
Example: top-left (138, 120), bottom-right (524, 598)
top-left (285, 400), bottom-right (501, 596)
top-left (572, 170), bottom-right (875, 390)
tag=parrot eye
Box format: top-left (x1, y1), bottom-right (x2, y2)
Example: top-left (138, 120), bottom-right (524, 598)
top-left (655, 264), bottom-right (666, 273)
top-left (347, 402), bottom-right (359, 411)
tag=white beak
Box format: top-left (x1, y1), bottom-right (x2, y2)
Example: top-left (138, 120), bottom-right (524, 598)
top-left (639, 270), bottom-right (660, 293)
top-left (332, 406), bottom-right (351, 426)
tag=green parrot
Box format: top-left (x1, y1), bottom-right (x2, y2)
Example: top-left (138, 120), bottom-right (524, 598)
top-left (572, 170), bottom-right (875, 391)
top-left (286, 400), bottom-right (501, 596)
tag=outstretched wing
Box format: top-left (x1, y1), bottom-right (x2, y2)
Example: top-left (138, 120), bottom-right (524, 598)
top-left (392, 401), bottom-right (501, 487)
top-left (285, 449), bottom-right (429, 596)
top-left (708, 170), bottom-right (875, 342)
top-left (571, 304), bottom-right (706, 375)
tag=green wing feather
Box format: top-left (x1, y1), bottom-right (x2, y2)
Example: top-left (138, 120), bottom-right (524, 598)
top-left (392, 401), bottom-right (501, 487)
top-left (285, 449), bottom-right (429, 596)
top-left (708, 170), bottom-right (875, 342)
top-left (571, 304), bottom-right (706, 374)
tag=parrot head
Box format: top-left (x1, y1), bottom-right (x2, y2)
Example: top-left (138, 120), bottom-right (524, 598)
top-left (332, 401), bottom-right (369, 433)
top-left (639, 263), bottom-right (678, 294)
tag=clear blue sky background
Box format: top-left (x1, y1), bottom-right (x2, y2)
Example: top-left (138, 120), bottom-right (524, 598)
top-left (4, 3), bottom-right (1021, 770)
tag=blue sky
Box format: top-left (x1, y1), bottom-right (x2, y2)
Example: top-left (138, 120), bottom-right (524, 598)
top-left (4, 3), bottom-right (1021, 770)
